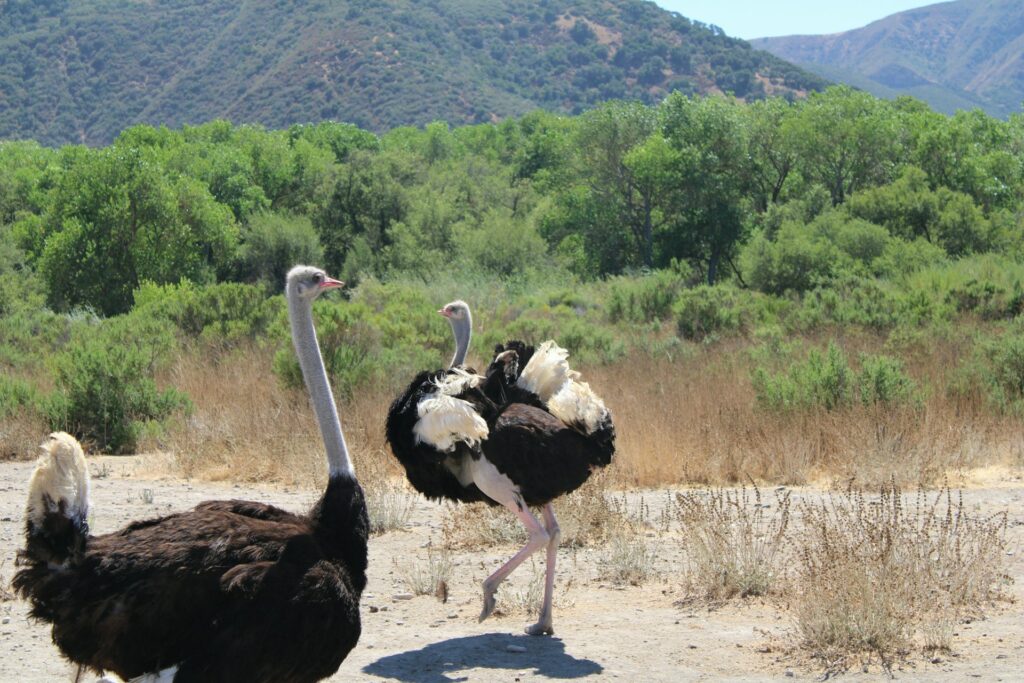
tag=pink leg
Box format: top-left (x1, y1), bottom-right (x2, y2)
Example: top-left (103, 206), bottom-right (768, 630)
top-left (525, 503), bottom-right (560, 635)
top-left (478, 500), bottom-right (549, 622)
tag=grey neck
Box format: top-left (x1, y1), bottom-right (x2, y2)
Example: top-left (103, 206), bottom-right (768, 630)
top-left (449, 312), bottom-right (472, 368)
top-left (288, 294), bottom-right (354, 480)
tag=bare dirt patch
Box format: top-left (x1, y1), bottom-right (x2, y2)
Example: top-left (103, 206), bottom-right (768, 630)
top-left (1, 458), bottom-right (1022, 682)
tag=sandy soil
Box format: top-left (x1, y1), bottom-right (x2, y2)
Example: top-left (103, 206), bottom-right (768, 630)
top-left (1, 456), bottom-right (1022, 682)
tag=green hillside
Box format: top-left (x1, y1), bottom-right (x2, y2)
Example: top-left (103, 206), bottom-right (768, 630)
top-left (752, 0), bottom-right (1024, 118)
top-left (0, 0), bottom-right (827, 146)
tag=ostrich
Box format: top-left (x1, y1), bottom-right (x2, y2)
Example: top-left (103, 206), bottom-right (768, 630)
top-left (14, 266), bottom-right (368, 683)
top-left (387, 300), bottom-right (614, 636)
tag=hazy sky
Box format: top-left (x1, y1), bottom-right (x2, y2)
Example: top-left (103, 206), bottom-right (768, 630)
top-left (654, 1), bottom-right (937, 39)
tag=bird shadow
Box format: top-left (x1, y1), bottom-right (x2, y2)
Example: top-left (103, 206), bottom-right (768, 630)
top-left (362, 632), bottom-right (604, 682)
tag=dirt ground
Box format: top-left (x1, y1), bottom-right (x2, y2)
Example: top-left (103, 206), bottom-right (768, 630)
top-left (1, 456), bottom-right (1022, 682)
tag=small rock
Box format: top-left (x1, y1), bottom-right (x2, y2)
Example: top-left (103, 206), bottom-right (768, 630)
top-left (393, 592), bottom-right (414, 601)
top-left (784, 669), bottom-right (794, 678)
top-left (996, 654), bottom-right (1008, 660)
top-left (368, 605), bottom-right (379, 613)
top-left (447, 613), bottom-right (458, 619)
top-left (396, 621), bottom-right (405, 626)
top-left (930, 657), bottom-right (942, 664)
top-left (506, 644), bottom-right (527, 653)
top-left (1, 618), bottom-right (9, 625)
top-left (687, 644), bottom-right (697, 649)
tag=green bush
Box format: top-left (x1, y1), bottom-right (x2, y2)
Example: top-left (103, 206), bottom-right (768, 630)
top-left (134, 280), bottom-right (278, 344)
top-left (752, 342), bottom-right (854, 411)
top-left (673, 285), bottom-right (781, 342)
top-left (856, 355), bottom-right (917, 407)
top-left (607, 261), bottom-right (692, 323)
top-left (945, 279), bottom-right (1024, 320)
top-left (741, 222), bottom-right (839, 295)
top-left (0, 375), bottom-right (39, 418)
top-left (981, 326), bottom-right (1024, 414)
top-left (48, 316), bottom-right (190, 453)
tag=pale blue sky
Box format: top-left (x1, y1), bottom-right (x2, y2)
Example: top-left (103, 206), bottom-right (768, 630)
top-left (654, 1), bottom-right (937, 39)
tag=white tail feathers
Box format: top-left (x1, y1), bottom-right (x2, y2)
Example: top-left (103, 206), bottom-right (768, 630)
top-left (548, 380), bottom-right (609, 435)
top-left (433, 368), bottom-right (483, 397)
top-left (518, 340), bottom-right (609, 435)
top-left (414, 394), bottom-right (489, 452)
top-left (26, 432), bottom-right (90, 528)
top-left (517, 341), bottom-right (578, 402)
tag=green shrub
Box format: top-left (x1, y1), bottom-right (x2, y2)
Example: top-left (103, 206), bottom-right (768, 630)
top-left (607, 262), bottom-right (692, 323)
top-left (48, 316), bottom-right (190, 453)
top-left (740, 223), bottom-right (839, 295)
top-left (134, 280), bottom-right (278, 344)
top-left (981, 327), bottom-right (1024, 414)
top-left (752, 342), bottom-right (854, 411)
top-left (856, 355), bottom-right (917, 407)
top-left (945, 279), bottom-right (1024, 320)
top-left (0, 375), bottom-right (39, 418)
top-left (673, 285), bottom-right (773, 341)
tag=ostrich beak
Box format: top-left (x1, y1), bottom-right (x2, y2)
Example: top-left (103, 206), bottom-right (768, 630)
top-left (438, 308), bottom-right (452, 318)
top-left (319, 277), bottom-right (344, 291)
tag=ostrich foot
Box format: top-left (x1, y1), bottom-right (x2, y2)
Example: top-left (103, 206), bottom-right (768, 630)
top-left (524, 620), bottom-right (554, 636)
top-left (479, 581), bottom-right (498, 622)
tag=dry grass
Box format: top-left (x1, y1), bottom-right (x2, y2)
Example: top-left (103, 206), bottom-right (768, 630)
top-left (494, 559), bottom-right (575, 616)
top-left (365, 481), bottom-right (416, 535)
top-left (0, 560), bottom-right (14, 602)
top-left (151, 334), bottom-right (1023, 492)
top-left (585, 342), bottom-right (1024, 488)
top-left (0, 410), bottom-right (48, 462)
top-left (791, 481), bottom-right (1009, 673)
top-left (161, 347), bottom-right (398, 488)
top-left (672, 483), bottom-right (791, 603)
top-left (597, 526), bottom-right (658, 586)
top-left (396, 546), bottom-right (453, 598)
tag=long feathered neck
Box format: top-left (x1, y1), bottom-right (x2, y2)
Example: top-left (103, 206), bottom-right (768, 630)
top-left (449, 312), bottom-right (472, 369)
top-left (288, 293), bottom-right (355, 480)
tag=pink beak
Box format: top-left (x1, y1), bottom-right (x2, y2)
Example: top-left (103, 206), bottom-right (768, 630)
top-left (319, 277), bottom-right (344, 291)
top-left (438, 308), bottom-right (451, 318)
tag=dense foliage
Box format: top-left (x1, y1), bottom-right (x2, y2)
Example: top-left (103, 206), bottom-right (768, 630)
top-left (0, 0), bottom-right (827, 146)
top-left (4, 86), bottom-right (1024, 450)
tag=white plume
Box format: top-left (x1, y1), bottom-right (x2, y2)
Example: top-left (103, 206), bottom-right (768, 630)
top-left (516, 340), bottom-right (578, 402)
top-left (414, 394), bottom-right (489, 452)
top-left (26, 431), bottom-right (90, 528)
top-left (548, 380), bottom-right (609, 435)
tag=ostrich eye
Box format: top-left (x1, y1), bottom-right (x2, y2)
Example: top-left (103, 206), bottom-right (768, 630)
top-left (314, 273), bottom-right (323, 283)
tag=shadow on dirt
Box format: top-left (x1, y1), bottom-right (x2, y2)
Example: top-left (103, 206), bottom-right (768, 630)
top-left (362, 632), bottom-right (603, 682)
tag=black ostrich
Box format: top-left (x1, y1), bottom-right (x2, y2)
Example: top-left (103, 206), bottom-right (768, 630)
top-left (386, 300), bottom-right (614, 635)
top-left (14, 266), bottom-right (368, 683)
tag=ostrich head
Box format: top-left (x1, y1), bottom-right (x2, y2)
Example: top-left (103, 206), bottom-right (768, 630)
top-left (286, 265), bottom-right (344, 302)
top-left (439, 300), bottom-right (472, 368)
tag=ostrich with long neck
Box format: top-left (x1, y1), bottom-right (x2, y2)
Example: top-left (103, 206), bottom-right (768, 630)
top-left (387, 299), bottom-right (614, 635)
top-left (14, 266), bottom-right (368, 683)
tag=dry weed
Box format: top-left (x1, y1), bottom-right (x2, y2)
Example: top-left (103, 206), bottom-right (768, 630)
top-left (0, 560), bottom-right (14, 602)
top-left (597, 526), bottom-right (658, 586)
top-left (0, 409), bottom-right (48, 461)
top-left (792, 481), bottom-right (1008, 673)
top-left (673, 483), bottom-right (791, 603)
top-left (442, 503), bottom-right (526, 548)
top-left (397, 546), bottom-right (453, 599)
top-left (365, 481), bottom-right (416, 535)
top-left (495, 558), bottom-right (574, 616)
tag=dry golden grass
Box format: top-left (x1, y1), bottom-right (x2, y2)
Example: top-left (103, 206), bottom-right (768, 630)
top-left (0, 410), bottom-right (48, 462)
top-left (151, 334), bottom-right (1021, 495)
top-left (585, 344), bottom-right (1024, 489)
top-left (396, 546), bottom-right (453, 598)
top-left (791, 482), bottom-right (1009, 674)
top-left (672, 484), bottom-right (791, 603)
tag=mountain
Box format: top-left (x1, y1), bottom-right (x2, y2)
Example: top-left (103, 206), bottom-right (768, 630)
top-left (751, 0), bottom-right (1024, 118)
top-left (0, 0), bottom-right (827, 147)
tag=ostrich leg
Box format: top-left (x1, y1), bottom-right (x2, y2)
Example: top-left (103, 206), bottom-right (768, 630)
top-left (472, 460), bottom-right (550, 623)
top-left (525, 503), bottom-right (560, 636)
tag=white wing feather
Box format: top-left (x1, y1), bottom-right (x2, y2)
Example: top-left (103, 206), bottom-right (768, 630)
top-left (413, 394), bottom-right (489, 452)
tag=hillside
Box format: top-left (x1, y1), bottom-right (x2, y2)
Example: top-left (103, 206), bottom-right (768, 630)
top-left (0, 0), bottom-right (827, 147)
top-left (751, 0), bottom-right (1024, 118)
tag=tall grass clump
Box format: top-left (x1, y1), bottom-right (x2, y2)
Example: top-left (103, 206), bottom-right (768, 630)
top-left (752, 342), bottom-right (854, 410)
top-left (673, 484), bottom-right (791, 602)
top-left (793, 482), bottom-right (1008, 672)
top-left (607, 261), bottom-right (691, 323)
